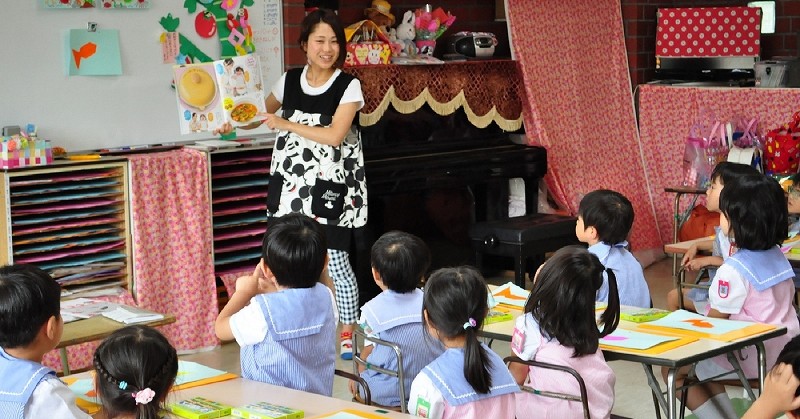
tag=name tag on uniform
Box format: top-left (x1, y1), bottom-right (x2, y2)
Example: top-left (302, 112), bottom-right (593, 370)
top-left (511, 327), bottom-right (526, 354)
top-left (415, 397), bottom-right (431, 418)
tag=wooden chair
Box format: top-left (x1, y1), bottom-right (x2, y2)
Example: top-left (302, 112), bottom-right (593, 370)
top-left (504, 356), bottom-right (591, 419)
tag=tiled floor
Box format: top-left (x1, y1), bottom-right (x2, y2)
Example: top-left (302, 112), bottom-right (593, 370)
top-left (179, 257), bottom-right (700, 418)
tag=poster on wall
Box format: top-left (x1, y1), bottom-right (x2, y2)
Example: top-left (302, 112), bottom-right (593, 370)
top-left (99, 0), bottom-right (151, 9)
top-left (65, 29), bottom-right (123, 76)
top-left (44, 0), bottom-right (95, 8)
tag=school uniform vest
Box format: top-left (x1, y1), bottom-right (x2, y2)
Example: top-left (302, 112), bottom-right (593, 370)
top-left (267, 67), bottom-right (367, 251)
top-left (422, 345), bottom-right (518, 412)
top-left (239, 283), bottom-right (336, 396)
top-left (515, 326), bottom-right (615, 419)
top-left (589, 241), bottom-right (651, 308)
top-left (360, 290), bottom-right (444, 406)
top-left (0, 348), bottom-right (55, 419)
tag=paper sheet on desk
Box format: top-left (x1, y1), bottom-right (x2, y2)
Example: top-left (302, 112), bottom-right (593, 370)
top-left (491, 282), bottom-right (529, 309)
top-left (101, 307), bottom-right (164, 324)
top-left (638, 309), bottom-right (776, 341)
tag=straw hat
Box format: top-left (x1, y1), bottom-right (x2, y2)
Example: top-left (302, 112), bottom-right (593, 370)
top-left (364, 0), bottom-right (394, 26)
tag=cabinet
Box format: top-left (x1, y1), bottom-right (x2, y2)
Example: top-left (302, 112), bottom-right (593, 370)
top-left (0, 161), bottom-right (132, 293)
top-left (205, 145), bottom-right (272, 278)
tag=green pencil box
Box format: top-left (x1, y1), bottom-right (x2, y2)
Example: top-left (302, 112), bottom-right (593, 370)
top-left (620, 307), bottom-right (670, 323)
top-left (167, 396), bottom-right (233, 419)
top-left (231, 402), bottom-right (304, 419)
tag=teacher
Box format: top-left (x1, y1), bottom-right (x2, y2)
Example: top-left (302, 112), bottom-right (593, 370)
top-left (218, 8), bottom-right (366, 360)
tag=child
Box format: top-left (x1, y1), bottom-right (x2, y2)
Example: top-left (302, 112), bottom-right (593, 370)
top-left (742, 335), bottom-right (800, 419)
top-left (353, 231), bottom-right (444, 407)
top-left (93, 325), bottom-right (178, 419)
top-left (668, 161), bottom-right (760, 311)
top-left (407, 266), bottom-right (518, 418)
top-left (576, 189), bottom-right (650, 307)
top-left (0, 264), bottom-right (91, 419)
top-left (508, 245), bottom-right (621, 419)
top-left (214, 213), bottom-right (338, 396)
top-left (667, 173), bottom-right (800, 419)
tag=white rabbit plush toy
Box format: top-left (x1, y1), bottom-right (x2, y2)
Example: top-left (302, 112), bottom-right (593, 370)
top-left (395, 10), bottom-right (417, 57)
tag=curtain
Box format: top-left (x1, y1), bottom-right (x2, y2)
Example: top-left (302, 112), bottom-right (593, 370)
top-left (507, 0), bottom-right (663, 261)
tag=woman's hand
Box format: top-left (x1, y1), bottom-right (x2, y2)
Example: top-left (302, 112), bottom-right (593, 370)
top-left (213, 122), bottom-right (234, 136)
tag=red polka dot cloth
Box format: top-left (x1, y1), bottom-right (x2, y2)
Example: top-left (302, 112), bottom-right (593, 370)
top-left (656, 7), bottom-right (761, 58)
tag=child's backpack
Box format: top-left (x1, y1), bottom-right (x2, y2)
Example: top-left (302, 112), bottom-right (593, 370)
top-left (678, 205), bottom-right (720, 242)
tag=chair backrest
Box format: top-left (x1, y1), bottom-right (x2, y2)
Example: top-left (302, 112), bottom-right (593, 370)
top-left (504, 355), bottom-right (590, 419)
top-left (334, 369), bottom-right (371, 405)
top-left (352, 329), bottom-right (407, 413)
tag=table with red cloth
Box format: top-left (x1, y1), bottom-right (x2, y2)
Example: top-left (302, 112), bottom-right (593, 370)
top-left (637, 84), bottom-right (800, 245)
top-left (343, 61), bottom-right (523, 131)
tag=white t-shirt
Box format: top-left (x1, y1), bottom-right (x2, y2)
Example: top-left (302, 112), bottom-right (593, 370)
top-left (229, 286), bottom-right (339, 346)
top-left (271, 67), bottom-right (364, 111)
top-left (25, 375), bottom-right (92, 419)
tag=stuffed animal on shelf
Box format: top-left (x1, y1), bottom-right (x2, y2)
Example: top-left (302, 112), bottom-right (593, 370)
top-left (394, 10), bottom-right (416, 57)
top-left (364, 0), bottom-right (394, 35)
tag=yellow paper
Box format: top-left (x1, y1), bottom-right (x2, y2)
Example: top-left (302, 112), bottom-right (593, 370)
top-left (601, 335), bottom-right (698, 355)
top-left (638, 322), bottom-right (776, 342)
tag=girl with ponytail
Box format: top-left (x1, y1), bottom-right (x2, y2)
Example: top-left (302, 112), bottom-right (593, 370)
top-left (407, 266), bottom-right (518, 418)
top-left (508, 245), bottom-right (621, 419)
top-left (93, 325), bottom-right (178, 419)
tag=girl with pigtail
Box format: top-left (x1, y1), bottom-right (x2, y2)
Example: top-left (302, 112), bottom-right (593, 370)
top-left (407, 266), bottom-right (518, 419)
top-left (508, 245), bottom-right (621, 419)
top-left (92, 325), bottom-right (178, 419)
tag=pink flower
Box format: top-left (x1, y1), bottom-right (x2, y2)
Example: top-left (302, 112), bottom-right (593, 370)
top-left (133, 388), bottom-right (156, 405)
top-left (427, 21), bottom-right (438, 32)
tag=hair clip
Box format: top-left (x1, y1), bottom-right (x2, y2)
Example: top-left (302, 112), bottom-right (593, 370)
top-left (463, 318), bottom-right (477, 330)
top-left (118, 381), bottom-right (128, 390)
top-left (133, 388), bottom-right (155, 405)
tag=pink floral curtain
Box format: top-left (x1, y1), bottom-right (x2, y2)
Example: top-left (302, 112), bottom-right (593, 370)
top-left (127, 148), bottom-right (218, 351)
top-left (507, 0), bottom-right (663, 259)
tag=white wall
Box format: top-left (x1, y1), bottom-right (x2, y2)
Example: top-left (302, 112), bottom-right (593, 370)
top-left (0, 1), bottom-right (282, 152)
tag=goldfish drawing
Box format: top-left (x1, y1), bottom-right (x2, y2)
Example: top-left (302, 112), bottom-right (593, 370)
top-left (72, 42), bottom-right (97, 69)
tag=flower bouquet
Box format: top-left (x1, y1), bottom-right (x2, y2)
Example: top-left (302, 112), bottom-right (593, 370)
top-left (413, 6), bottom-right (455, 55)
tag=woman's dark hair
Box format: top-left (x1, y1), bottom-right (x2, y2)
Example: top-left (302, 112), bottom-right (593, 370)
top-left (263, 213), bottom-right (327, 288)
top-left (371, 231), bottom-right (430, 293)
top-left (298, 8), bottom-right (346, 68)
top-left (423, 266), bottom-right (492, 394)
top-left (524, 245), bottom-right (621, 356)
top-left (93, 325), bottom-right (178, 419)
top-left (0, 264), bottom-right (61, 348)
top-left (719, 173), bottom-right (787, 250)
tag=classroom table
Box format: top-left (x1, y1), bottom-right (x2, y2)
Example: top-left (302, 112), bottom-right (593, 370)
top-left (66, 371), bottom-right (415, 419)
top-left (664, 238), bottom-right (800, 262)
top-left (59, 310), bottom-right (175, 375)
top-left (481, 289), bottom-right (786, 419)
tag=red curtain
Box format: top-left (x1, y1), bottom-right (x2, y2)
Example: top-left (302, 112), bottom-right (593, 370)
top-left (507, 0), bottom-right (663, 259)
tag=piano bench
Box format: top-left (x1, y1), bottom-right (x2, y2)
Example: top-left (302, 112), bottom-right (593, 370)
top-left (469, 214), bottom-right (580, 287)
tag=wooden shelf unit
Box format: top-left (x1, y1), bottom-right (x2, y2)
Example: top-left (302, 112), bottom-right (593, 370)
top-left (206, 145), bottom-right (272, 278)
top-left (0, 161), bottom-right (133, 293)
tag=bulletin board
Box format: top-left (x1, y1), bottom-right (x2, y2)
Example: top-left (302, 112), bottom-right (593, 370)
top-left (0, 1), bottom-right (283, 152)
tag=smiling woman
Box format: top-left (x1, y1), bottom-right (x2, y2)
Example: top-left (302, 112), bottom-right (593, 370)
top-left (215, 8), bottom-right (366, 361)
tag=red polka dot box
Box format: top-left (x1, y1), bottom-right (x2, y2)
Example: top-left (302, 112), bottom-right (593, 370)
top-left (656, 7), bottom-right (762, 58)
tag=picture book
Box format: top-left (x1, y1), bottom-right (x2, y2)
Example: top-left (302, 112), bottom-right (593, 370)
top-left (101, 305), bottom-right (164, 324)
top-left (174, 54), bottom-right (265, 135)
top-left (167, 397), bottom-right (233, 419)
top-left (60, 297), bottom-right (115, 321)
top-left (231, 402), bottom-right (304, 419)
top-left (638, 309), bottom-right (777, 341)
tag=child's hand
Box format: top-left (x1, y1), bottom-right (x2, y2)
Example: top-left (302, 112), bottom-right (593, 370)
top-left (746, 363), bottom-right (800, 418)
top-left (348, 380), bottom-right (359, 397)
top-left (680, 244), bottom-right (698, 266)
top-left (262, 113), bottom-right (287, 131)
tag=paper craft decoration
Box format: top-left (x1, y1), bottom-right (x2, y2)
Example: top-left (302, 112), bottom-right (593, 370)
top-left (638, 309), bottom-right (777, 341)
top-left (66, 29), bottom-right (122, 76)
top-left (100, 0), bottom-right (150, 9)
top-left (174, 360), bottom-right (238, 389)
top-left (63, 377), bottom-right (101, 414)
top-left (173, 54), bottom-right (266, 134)
top-left (599, 328), bottom-right (697, 355)
top-left (491, 282), bottom-right (529, 309)
top-left (44, 0), bottom-right (95, 8)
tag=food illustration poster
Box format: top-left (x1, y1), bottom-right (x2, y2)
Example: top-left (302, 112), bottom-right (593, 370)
top-left (100, 0), bottom-right (150, 8)
top-left (44, 0), bottom-right (94, 9)
top-left (174, 63), bottom-right (224, 133)
top-left (66, 29), bottom-right (122, 76)
top-left (216, 55), bottom-right (265, 128)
